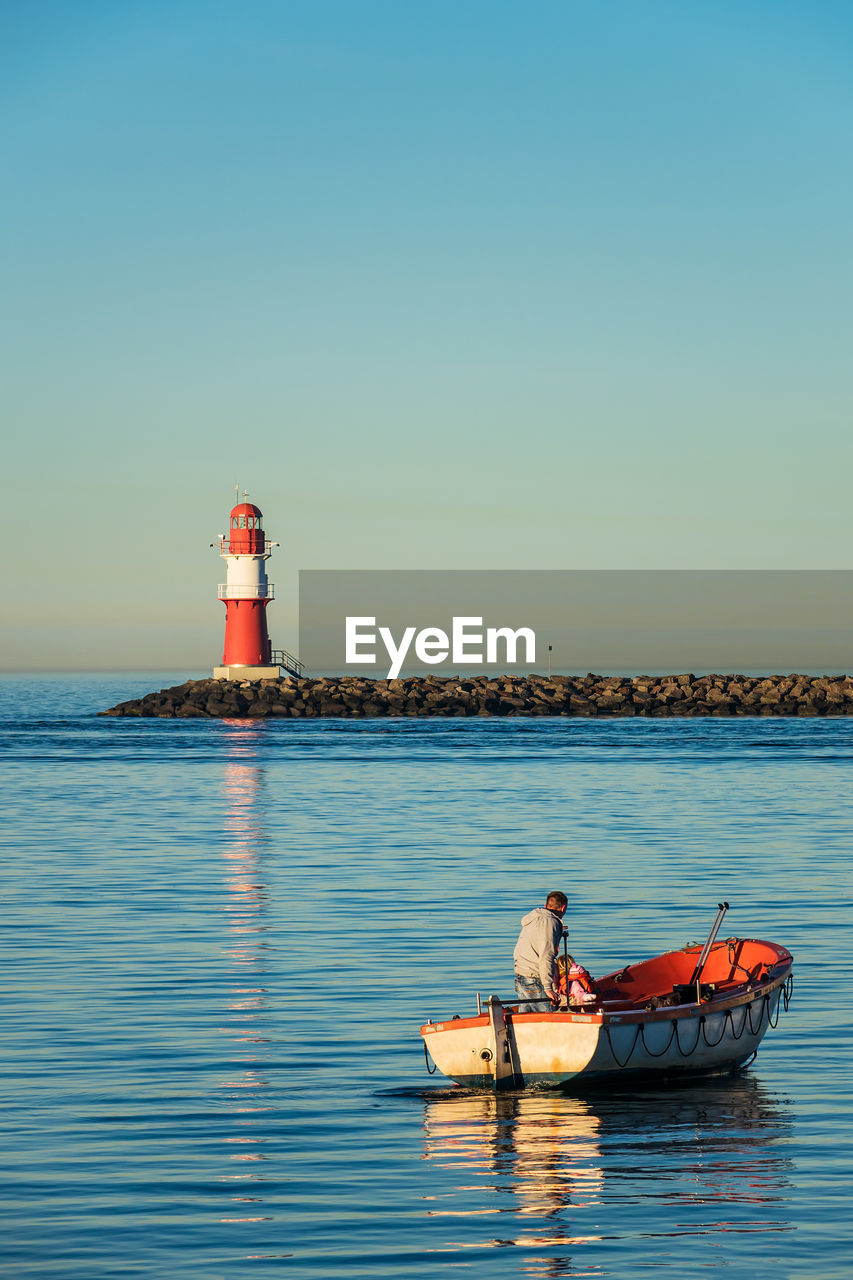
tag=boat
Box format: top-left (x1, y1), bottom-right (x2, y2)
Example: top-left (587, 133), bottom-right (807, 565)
top-left (420, 905), bottom-right (794, 1091)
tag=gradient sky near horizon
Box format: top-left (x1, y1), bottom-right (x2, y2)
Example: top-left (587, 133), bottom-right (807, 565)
top-left (3, 1), bottom-right (853, 669)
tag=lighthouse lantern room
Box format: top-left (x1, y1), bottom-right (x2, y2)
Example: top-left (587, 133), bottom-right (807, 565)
top-left (212, 496), bottom-right (302, 680)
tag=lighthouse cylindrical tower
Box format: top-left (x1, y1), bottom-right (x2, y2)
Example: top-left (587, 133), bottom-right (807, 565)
top-left (216, 501), bottom-right (275, 667)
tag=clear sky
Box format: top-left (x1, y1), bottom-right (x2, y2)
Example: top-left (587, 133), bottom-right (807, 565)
top-left (3, 1), bottom-right (852, 669)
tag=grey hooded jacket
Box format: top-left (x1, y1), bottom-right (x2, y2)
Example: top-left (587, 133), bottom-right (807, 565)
top-left (513, 907), bottom-right (564, 991)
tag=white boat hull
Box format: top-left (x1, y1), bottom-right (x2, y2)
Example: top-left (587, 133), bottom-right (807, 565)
top-left (421, 940), bottom-right (793, 1091)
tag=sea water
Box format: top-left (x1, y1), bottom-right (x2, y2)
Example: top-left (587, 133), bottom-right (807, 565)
top-left (1, 674), bottom-right (851, 1279)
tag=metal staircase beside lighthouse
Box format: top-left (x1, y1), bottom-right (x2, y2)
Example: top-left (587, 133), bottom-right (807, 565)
top-left (270, 649), bottom-right (304, 679)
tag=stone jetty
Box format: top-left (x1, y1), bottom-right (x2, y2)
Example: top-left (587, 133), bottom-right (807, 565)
top-left (99, 673), bottom-right (853, 718)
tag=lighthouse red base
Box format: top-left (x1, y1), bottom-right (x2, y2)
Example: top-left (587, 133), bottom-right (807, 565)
top-left (221, 599), bottom-right (272, 666)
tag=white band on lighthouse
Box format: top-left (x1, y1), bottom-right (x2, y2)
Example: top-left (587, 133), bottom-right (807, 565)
top-left (219, 554), bottom-right (271, 599)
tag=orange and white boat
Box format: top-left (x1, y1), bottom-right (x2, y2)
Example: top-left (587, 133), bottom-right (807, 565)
top-left (421, 909), bottom-right (793, 1091)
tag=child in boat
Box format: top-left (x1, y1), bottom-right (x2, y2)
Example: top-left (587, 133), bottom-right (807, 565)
top-left (557, 954), bottom-right (597, 1006)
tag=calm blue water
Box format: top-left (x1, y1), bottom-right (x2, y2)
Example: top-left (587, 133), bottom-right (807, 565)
top-left (2, 674), bottom-right (851, 1279)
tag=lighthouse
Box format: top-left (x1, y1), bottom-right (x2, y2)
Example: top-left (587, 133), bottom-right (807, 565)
top-left (212, 496), bottom-right (302, 680)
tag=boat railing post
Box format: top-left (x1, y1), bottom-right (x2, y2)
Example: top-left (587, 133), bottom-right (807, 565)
top-left (487, 995), bottom-right (521, 1091)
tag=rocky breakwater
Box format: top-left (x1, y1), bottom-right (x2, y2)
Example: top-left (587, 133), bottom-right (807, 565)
top-left (100, 672), bottom-right (853, 718)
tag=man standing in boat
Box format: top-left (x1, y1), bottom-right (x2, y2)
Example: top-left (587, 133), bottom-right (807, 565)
top-left (513, 891), bottom-right (568, 1011)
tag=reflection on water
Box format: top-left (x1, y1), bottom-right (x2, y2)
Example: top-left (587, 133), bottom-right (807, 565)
top-left (218, 721), bottom-right (273, 1227)
top-left (422, 1078), bottom-right (794, 1275)
top-left (9, 698), bottom-right (849, 1279)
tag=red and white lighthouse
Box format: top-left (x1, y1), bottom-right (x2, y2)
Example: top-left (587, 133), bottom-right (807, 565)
top-left (213, 497), bottom-right (276, 673)
top-left (212, 495), bottom-right (303, 679)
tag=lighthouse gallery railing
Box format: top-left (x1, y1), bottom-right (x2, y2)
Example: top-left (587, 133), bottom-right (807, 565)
top-left (217, 583), bottom-right (275, 600)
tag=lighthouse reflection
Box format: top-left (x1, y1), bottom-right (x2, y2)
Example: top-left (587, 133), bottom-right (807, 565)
top-left (421, 1078), bottom-right (793, 1273)
top-left (216, 719), bottom-right (274, 1224)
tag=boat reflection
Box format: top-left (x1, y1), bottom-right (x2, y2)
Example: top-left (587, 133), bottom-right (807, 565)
top-left (421, 1076), bottom-right (793, 1274)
